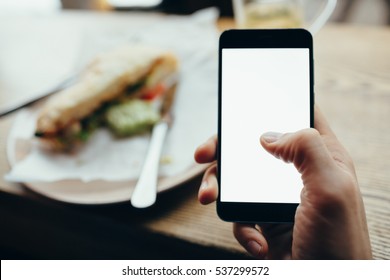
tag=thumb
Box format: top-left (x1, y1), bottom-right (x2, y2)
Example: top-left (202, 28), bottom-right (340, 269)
top-left (260, 129), bottom-right (335, 177)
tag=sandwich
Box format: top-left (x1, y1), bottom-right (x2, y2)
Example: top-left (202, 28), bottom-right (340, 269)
top-left (34, 45), bottom-right (178, 151)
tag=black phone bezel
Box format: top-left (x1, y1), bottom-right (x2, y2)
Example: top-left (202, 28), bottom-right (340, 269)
top-left (217, 29), bottom-right (314, 223)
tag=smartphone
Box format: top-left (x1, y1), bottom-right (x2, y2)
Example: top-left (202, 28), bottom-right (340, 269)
top-left (217, 29), bottom-right (314, 223)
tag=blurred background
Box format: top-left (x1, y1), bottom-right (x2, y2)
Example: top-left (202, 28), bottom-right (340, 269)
top-left (0, 0), bottom-right (389, 25)
top-left (1, 0), bottom-right (390, 260)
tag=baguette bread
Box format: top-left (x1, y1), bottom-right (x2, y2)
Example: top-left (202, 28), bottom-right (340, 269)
top-left (35, 45), bottom-right (178, 150)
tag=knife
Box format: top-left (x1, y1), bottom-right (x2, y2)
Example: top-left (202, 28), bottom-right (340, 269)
top-left (130, 77), bottom-right (178, 208)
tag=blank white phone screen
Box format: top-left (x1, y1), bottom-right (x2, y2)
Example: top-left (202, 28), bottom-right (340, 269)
top-left (221, 48), bottom-right (310, 203)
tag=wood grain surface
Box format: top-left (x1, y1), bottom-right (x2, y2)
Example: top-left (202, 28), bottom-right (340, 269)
top-left (0, 17), bottom-right (389, 259)
top-left (315, 25), bottom-right (390, 259)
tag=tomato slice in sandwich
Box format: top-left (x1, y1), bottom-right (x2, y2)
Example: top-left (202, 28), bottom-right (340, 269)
top-left (141, 83), bottom-right (166, 100)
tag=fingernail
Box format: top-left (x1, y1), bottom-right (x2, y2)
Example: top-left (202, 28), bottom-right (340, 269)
top-left (247, 240), bottom-right (262, 257)
top-left (262, 132), bottom-right (283, 143)
top-left (200, 180), bottom-right (208, 190)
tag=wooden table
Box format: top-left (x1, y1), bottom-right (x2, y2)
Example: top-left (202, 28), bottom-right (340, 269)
top-left (1, 15), bottom-right (390, 259)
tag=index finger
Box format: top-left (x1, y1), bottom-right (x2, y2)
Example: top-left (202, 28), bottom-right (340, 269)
top-left (314, 105), bottom-right (336, 138)
top-left (314, 105), bottom-right (355, 169)
top-left (194, 135), bottom-right (218, 164)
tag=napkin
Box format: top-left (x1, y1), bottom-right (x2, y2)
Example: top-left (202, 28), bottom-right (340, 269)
top-left (5, 8), bottom-right (219, 183)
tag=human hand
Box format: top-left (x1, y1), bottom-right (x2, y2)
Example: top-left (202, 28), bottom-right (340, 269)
top-left (194, 106), bottom-right (372, 259)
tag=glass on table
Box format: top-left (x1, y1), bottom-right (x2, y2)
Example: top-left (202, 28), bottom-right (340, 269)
top-left (232, 0), bottom-right (337, 34)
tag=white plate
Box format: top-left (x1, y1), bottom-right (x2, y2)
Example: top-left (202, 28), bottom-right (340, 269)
top-left (5, 10), bottom-right (219, 204)
top-left (6, 116), bottom-right (208, 205)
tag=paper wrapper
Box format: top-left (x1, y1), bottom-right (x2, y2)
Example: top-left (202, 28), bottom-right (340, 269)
top-left (5, 9), bottom-right (219, 183)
